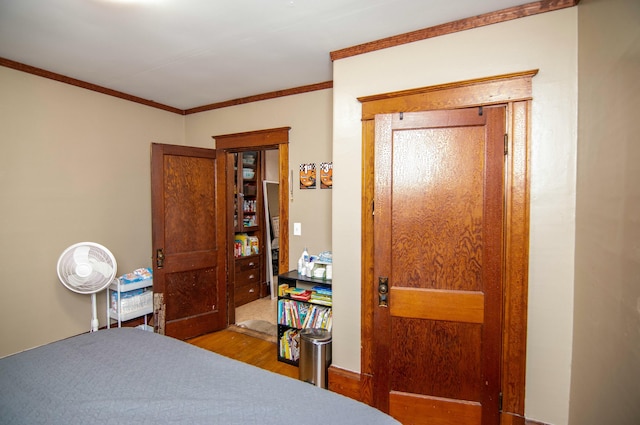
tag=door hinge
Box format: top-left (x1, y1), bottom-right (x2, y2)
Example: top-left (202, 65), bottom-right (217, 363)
top-left (499, 392), bottom-right (503, 411)
top-left (372, 200), bottom-right (375, 216)
top-left (504, 134), bottom-right (508, 155)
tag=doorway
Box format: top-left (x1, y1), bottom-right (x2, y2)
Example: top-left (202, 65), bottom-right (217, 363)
top-left (233, 150), bottom-right (280, 331)
top-left (213, 127), bottom-right (290, 326)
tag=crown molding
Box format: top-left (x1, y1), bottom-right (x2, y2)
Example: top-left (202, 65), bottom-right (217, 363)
top-left (330, 0), bottom-right (579, 61)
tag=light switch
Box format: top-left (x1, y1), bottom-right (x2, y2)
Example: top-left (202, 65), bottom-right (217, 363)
top-left (293, 222), bottom-right (302, 236)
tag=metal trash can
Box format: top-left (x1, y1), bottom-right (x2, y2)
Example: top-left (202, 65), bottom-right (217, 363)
top-left (299, 328), bottom-right (332, 388)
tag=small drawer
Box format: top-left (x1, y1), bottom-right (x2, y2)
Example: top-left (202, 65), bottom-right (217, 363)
top-left (235, 256), bottom-right (260, 273)
top-left (235, 282), bottom-right (260, 306)
top-left (236, 268), bottom-right (260, 285)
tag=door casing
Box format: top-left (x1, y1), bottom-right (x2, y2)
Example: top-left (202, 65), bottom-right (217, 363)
top-left (355, 71), bottom-right (536, 424)
top-left (213, 127), bottom-right (290, 325)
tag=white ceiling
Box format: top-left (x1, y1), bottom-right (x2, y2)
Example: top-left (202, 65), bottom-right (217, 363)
top-left (0, 0), bottom-right (530, 110)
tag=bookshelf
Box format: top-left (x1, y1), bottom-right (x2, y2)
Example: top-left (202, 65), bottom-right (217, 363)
top-left (277, 270), bottom-right (332, 366)
top-left (233, 151), bottom-right (266, 306)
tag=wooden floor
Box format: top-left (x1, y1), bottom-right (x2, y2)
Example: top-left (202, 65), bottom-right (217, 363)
top-left (188, 328), bottom-right (299, 379)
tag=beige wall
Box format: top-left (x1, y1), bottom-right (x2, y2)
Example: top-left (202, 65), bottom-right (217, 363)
top-left (0, 68), bottom-right (333, 358)
top-left (184, 89), bottom-right (333, 264)
top-left (570, 0), bottom-right (640, 424)
top-left (332, 8), bottom-right (577, 425)
top-left (0, 67), bottom-right (185, 356)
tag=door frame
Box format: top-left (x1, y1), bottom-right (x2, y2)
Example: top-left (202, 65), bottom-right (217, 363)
top-left (213, 127), bottom-right (290, 325)
top-left (358, 71), bottom-right (536, 424)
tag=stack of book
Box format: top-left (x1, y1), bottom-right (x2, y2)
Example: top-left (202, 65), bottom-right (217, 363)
top-left (285, 287), bottom-right (312, 301)
top-left (279, 329), bottom-right (300, 361)
top-left (309, 286), bottom-right (332, 306)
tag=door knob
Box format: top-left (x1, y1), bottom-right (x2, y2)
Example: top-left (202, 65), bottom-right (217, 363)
top-left (156, 248), bottom-right (165, 269)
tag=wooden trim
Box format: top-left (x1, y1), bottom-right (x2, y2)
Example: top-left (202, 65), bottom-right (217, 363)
top-left (359, 70), bottom-right (538, 120)
top-left (225, 152), bottom-right (237, 325)
top-left (390, 391), bottom-right (482, 425)
top-left (501, 100), bottom-right (532, 418)
top-left (330, 0), bottom-right (578, 61)
top-left (328, 365), bottom-right (362, 402)
top-left (525, 419), bottom-right (552, 425)
top-left (360, 118), bottom-right (376, 390)
top-left (185, 81), bottom-right (333, 115)
top-left (213, 127), bottom-right (291, 150)
top-left (390, 287), bottom-right (484, 323)
top-left (1, 56), bottom-right (331, 115)
top-left (501, 412), bottom-right (550, 425)
top-left (0, 57), bottom-right (185, 115)
top-left (360, 72), bottom-right (533, 418)
top-left (501, 412), bottom-right (526, 425)
top-left (277, 144), bottom-right (290, 274)
top-left (214, 128), bottom-right (290, 323)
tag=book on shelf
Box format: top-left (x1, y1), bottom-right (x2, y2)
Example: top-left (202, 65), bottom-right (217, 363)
top-left (285, 287), bottom-right (312, 301)
top-left (279, 298), bottom-right (332, 332)
top-left (278, 284), bottom-right (289, 297)
top-left (309, 293), bottom-right (332, 306)
top-left (311, 285), bottom-right (332, 295)
top-left (279, 328), bottom-right (300, 361)
top-left (278, 299), bottom-right (312, 328)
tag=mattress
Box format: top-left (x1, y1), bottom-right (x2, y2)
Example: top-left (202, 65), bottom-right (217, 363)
top-left (0, 328), bottom-right (400, 425)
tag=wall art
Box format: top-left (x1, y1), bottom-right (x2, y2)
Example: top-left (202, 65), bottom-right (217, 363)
top-left (299, 163), bottom-right (316, 189)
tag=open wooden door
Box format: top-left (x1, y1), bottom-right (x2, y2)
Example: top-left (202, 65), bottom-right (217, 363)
top-left (151, 143), bottom-right (227, 340)
top-left (372, 107), bottom-right (506, 425)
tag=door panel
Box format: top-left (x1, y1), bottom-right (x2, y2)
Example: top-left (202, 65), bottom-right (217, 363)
top-left (151, 143), bottom-right (227, 340)
top-left (373, 107), bottom-right (505, 425)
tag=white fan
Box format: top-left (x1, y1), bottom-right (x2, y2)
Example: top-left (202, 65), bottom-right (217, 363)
top-left (57, 242), bottom-right (117, 332)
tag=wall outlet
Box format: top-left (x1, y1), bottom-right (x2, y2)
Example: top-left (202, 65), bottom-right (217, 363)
top-left (293, 222), bottom-right (302, 236)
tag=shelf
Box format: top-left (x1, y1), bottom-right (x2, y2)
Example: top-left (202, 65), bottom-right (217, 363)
top-left (235, 253), bottom-right (261, 259)
top-left (108, 305), bottom-right (153, 322)
top-left (278, 270), bottom-right (332, 286)
top-left (278, 295), bottom-right (332, 307)
top-left (109, 279), bottom-right (152, 293)
top-left (233, 150), bottom-right (267, 303)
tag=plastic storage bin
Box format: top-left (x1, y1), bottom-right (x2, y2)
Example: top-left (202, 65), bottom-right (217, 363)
top-left (299, 328), bottom-right (332, 388)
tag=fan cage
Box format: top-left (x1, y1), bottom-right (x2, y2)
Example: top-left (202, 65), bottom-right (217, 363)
top-left (57, 242), bottom-right (117, 294)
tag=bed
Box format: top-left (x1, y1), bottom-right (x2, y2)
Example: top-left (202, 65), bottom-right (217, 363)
top-left (0, 328), bottom-right (400, 425)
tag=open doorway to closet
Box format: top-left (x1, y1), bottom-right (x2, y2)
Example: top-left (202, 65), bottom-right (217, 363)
top-left (213, 127), bottom-right (290, 327)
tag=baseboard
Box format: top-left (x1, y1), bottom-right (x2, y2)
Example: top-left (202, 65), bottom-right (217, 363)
top-left (500, 411), bottom-right (552, 425)
top-left (328, 365), bottom-right (362, 402)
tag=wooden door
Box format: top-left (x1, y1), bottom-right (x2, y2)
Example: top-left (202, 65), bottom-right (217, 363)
top-left (151, 143), bottom-right (227, 340)
top-left (372, 107), bottom-right (505, 425)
